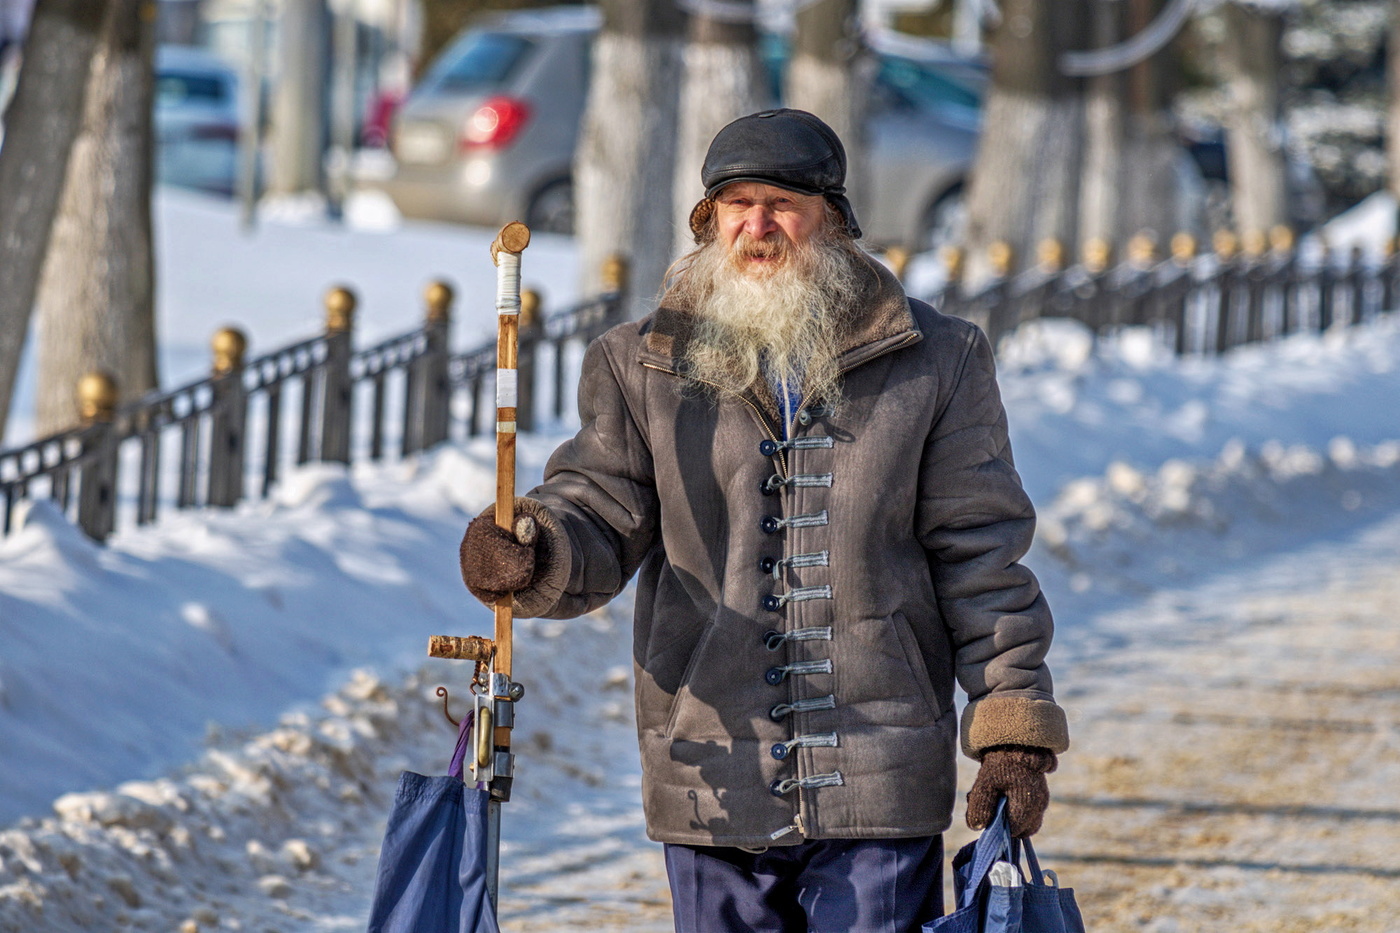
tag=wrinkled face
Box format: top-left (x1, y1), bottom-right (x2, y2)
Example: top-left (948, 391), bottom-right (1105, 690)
top-left (713, 182), bottom-right (828, 274)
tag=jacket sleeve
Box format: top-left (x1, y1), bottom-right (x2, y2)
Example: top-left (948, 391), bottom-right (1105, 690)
top-left (915, 323), bottom-right (1069, 758)
top-left (507, 332), bottom-right (661, 619)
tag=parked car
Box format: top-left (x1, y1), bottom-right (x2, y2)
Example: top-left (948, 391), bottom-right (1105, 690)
top-left (154, 45), bottom-right (242, 196)
top-left (378, 6), bottom-right (983, 251)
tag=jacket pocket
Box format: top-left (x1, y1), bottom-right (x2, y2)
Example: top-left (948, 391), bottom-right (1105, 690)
top-left (887, 611), bottom-right (941, 721)
top-left (661, 620), bottom-right (719, 739)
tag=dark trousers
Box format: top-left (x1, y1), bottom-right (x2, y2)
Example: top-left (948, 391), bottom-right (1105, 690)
top-left (664, 835), bottom-right (944, 933)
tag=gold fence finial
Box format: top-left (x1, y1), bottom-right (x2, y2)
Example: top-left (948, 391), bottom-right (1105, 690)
top-left (1036, 238), bottom-right (1065, 272)
top-left (941, 245), bottom-right (965, 284)
top-left (1082, 237), bottom-right (1111, 274)
top-left (424, 280), bottom-right (454, 324)
top-left (1127, 233), bottom-right (1157, 266)
top-left (601, 254), bottom-right (629, 293)
top-left (325, 285), bottom-right (357, 333)
top-left (1170, 232), bottom-right (1197, 263)
top-left (211, 327), bottom-right (248, 376)
top-left (988, 240), bottom-right (1014, 278)
top-left (78, 371), bottom-right (119, 424)
top-left (520, 288), bottom-right (541, 328)
top-left (1213, 229), bottom-right (1239, 261)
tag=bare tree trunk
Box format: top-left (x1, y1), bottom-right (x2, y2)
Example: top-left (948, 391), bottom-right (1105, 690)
top-left (1387, 0), bottom-right (1400, 234)
top-left (1117, 0), bottom-right (1192, 243)
top-left (1219, 2), bottom-right (1287, 238)
top-left (33, 0), bottom-right (157, 435)
top-left (0, 0), bottom-right (110, 444)
top-left (786, 0), bottom-right (869, 215)
top-left (575, 0), bottom-right (684, 317)
top-left (1077, 0), bottom-right (1123, 252)
top-left (672, 0), bottom-right (762, 257)
top-left (962, 0), bottom-right (1089, 288)
top-left (269, 0), bottom-right (328, 196)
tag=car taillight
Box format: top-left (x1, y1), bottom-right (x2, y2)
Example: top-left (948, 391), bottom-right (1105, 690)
top-left (460, 96), bottom-right (531, 150)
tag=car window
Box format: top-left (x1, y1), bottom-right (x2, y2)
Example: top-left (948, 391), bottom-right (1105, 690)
top-left (877, 56), bottom-right (980, 113)
top-left (422, 32), bottom-right (534, 94)
top-left (156, 71), bottom-right (230, 107)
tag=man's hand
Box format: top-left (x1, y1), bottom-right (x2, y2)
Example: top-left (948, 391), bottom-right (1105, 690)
top-left (966, 745), bottom-right (1057, 838)
top-left (459, 512), bottom-right (539, 605)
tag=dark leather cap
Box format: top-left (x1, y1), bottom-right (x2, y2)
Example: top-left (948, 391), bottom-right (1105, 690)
top-left (700, 108), bottom-right (861, 239)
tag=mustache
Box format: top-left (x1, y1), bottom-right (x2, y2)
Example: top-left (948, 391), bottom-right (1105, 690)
top-left (732, 233), bottom-right (793, 262)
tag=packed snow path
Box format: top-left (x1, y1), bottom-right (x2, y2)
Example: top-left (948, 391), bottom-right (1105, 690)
top-left (5, 295), bottom-right (1400, 929)
top-left (4, 502), bottom-right (1397, 930)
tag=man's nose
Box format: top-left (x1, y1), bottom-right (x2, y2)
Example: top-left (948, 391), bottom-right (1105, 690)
top-left (742, 206), bottom-right (779, 240)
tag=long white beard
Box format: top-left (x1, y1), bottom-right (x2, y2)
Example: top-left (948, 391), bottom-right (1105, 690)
top-left (671, 231), bottom-right (864, 407)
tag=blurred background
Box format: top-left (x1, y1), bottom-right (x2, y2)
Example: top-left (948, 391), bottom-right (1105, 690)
top-left (0, 0), bottom-right (1395, 442)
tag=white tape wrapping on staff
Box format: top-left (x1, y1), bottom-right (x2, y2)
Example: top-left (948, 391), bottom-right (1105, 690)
top-left (496, 252), bottom-right (521, 315)
top-left (496, 369), bottom-right (518, 408)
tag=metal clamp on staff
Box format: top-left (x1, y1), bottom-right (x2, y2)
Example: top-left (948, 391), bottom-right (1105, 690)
top-left (428, 220), bottom-right (531, 911)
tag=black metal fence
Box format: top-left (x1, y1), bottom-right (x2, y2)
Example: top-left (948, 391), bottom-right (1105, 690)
top-left (0, 265), bottom-right (628, 543)
top-left (925, 233), bottom-right (1400, 352)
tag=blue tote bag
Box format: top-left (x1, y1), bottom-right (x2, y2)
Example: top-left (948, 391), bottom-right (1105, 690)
top-left (924, 800), bottom-right (1085, 933)
top-left (366, 712), bottom-right (502, 933)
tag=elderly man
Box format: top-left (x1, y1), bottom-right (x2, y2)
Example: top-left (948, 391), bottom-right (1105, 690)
top-left (461, 109), bottom-right (1068, 932)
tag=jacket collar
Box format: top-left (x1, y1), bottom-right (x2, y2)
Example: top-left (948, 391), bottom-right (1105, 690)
top-left (635, 250), bottom-right (922, 378)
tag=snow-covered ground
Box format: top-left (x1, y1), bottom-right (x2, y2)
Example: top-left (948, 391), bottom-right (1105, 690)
top-left (3, 191), bottom-right (1400, 930)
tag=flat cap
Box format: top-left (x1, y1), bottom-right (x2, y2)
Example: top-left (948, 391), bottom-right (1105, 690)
top-left (701, 108), bottom-right (861, 239)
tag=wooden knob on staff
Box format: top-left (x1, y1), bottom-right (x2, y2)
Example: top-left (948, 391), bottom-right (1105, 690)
top-left (491, 222), bottom-right (532, 265)
top-left (428, 634), bottom-right (496, 662)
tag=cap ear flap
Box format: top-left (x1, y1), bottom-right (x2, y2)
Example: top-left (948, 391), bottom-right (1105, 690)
top-left (689, 198), bottom-right (717, 245)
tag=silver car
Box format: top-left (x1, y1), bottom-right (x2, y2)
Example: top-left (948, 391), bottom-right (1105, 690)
top-left (154, 45), bottom-right (243, 196)
top-left (380, 6), bottom-right (981, 252)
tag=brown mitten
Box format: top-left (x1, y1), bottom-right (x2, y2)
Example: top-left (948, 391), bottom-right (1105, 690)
top-left (459, 512), bottom-right (539, 605)
top-left (966, 745), bottom-right (1057, 838)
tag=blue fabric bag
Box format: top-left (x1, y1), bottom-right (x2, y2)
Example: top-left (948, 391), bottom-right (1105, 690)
top-left (923, 800), bottom-right (1085, 933)
top-left (366, 712), bottom-right (502, 933)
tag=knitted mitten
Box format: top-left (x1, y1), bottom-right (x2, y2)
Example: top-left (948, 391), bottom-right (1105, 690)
top-left (966, 745), bottom-right (1058, 838)
top-left (459, 513), bottom-right (539, 605)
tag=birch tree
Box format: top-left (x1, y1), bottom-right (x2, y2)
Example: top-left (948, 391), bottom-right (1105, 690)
top-left (0, 0), bottom-right (110, 443)
top-left (672, 0), bottom-right (763, 257)
top-left (785, 0), bottom-right (869, 212)
top-left (1218, 1), bottom-right (1288, 237)
top-left (33, 0), bottom-right (157, 434)
top-left (268, 0), bottom-right (328, 196)
top-left (574, 0), bottom-right (684, 317)
top-left (961, 0), bottom-right (1090, 288)
top-left (1389, 0), bottom-right (1400, 229)
top-left (1079, 0), bottom-right (1191, 250)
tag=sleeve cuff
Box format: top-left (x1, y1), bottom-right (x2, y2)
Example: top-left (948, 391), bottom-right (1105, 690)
top-left (961, 695), bottom-right (1070, 758)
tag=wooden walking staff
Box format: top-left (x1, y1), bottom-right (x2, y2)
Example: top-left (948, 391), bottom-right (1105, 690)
top-left (429, 220), bottom-right (531, 912)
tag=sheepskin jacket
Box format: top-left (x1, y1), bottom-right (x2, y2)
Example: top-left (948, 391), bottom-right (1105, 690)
top-left (504, 257), bottom-right (1069, 847)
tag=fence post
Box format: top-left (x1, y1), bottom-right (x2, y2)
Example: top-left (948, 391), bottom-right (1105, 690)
top-left (208, 327), bottom-right (249, 507)
top-left (1170, 232), bottom-right (1198, 354)
top-left (1081, 237), bottom-right (1112, 333)
top-left (517, 289), bottom-right (541, 433)
top-left (1241, 230), bottom-right (1268, 343)
top-left (601, 253), bottom-right (630, 330)
top-left (320, 286), bottom-right (356, 464)
top-left (1212, 230), bottom-right (1239, 352)
top-left (1125, 234), bottom-right (1157, 327)
top-left (1346, 245), bottom-right (1367, 325)
top-left (1383, 236), bottom-right (1400, 314)
top-left (983, 240), bottom-right (1015, 345)
top-left (1317, 242), bottom-right (1336, 332)
top-left (1268, 226), bottom-right (1297, 333)
top-left (425, 280), bottom-right (454, 448)
top-left (938, 246), bottom-right (966, 320)
top-left (76, 372), bottom-right (119, 542)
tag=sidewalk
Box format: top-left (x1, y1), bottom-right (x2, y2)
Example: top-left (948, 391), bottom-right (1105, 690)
top-left (949, 515), bottom-right (1400, 931)
top-left (494, 512), bottom-right (1400, 932)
